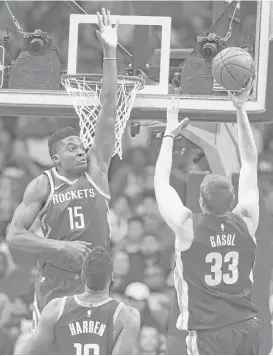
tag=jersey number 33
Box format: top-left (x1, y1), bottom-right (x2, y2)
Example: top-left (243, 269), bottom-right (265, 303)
top-left (205, 251), bottom-right (239, 286)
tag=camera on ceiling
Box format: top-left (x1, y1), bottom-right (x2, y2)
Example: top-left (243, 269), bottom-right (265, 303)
top-left (197, 33), bottom-right (227, 61)
top-left (24, 29), bottom-right (53, 56)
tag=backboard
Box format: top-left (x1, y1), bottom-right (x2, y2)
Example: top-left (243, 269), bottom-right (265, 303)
top-left (0, 0), bottom-right (272, 122)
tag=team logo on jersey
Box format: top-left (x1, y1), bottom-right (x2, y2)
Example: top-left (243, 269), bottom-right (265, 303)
top-left (87, 310), bottom-right (92, 317)
top-left (221, 223), bottom-right (225, 232)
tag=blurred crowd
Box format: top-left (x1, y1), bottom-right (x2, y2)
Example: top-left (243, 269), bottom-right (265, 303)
top-left (0, 114), bottom-right (271, 355)
top-left (0, 1), bottom-right (269, 354)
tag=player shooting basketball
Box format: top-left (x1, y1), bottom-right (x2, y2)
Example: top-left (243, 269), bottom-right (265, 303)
top-left (154, 78), bottom-right (260, 355)
top-left (7, 8), bottom-right (118, 331)
top-left (16, 247), bottom-right (141, 355)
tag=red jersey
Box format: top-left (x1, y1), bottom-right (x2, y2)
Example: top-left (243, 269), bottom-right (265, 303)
top-left (175, 212), bottom-right (257, 331)
top-left (54, 296), bottom-right (123, 355)
top-left (38, 168), bottom-right (111, 271)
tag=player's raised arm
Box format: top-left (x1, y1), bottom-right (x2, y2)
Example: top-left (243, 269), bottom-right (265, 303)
top-left (88, 8), bottom-right (118, 196)
top-left (15, 298), bottom-right (61, 354)
top-left (231, 78), bottom-right (259, 236)
top-left (112, 305), bottom-right (141, 355)
top-left (7, 175), bottom-right (91, 257)
top-left (154, 98), bottom-right (193, 250)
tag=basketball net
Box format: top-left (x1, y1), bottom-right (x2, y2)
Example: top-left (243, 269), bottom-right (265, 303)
top-left (62, 73), bottom-right (144, 159)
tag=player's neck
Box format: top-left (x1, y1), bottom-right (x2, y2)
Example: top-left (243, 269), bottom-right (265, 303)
top-left (79, 289), bottom-right (110, 304)
top-left (55, 166), bottom-right (84, 181)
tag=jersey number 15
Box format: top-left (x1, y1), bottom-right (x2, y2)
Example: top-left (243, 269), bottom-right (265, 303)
top-left (68, 206), bottom-right (85, 230)
top-left (205, 251), bottom-right (239, 286)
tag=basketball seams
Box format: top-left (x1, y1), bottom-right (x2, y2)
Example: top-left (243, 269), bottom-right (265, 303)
top-left (212, 47), bottom-right (254, 90)
top-left (212, 48), bottom-right (233, 74)
top-left (224, 65), bottom-right (245, 88)
top-left (212, 52), bottom-right (253, 76)
top-left (213, 53), bottom-right (252, 69)
top-left (225, 63), bottom-right (255, 75)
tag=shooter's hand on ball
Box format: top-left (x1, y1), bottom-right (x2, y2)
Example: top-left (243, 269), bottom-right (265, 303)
top-left (165, 97), bottom-right (189, 138)
top-left (229, 76), bottom-right (255, 110)
top-left (96, 8), bottom-right (118, 50)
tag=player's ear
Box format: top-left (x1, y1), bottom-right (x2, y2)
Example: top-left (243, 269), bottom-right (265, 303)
top-left (52, 154), bottom-right (60, 164)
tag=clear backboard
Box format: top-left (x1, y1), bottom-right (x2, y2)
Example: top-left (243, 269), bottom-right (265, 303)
top-left (0, 0), bottom-right (271, 122)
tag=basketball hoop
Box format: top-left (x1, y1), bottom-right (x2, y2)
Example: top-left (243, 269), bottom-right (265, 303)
top-left (61, 72), bottom-right (144, 159)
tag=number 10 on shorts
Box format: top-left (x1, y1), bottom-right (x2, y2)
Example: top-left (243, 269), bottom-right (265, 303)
top-left (68, 206), bottom-right (85, 230)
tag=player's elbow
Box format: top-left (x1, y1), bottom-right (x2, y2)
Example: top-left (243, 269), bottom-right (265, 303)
top-left (6, 225), bottom-right (22, 247)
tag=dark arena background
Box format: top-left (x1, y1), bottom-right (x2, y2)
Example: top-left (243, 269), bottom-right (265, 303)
top-left (0, 0), bottom-right (272, 354)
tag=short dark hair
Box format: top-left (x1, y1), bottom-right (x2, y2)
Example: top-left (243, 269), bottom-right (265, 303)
top-left (48, 127), bottom-right (79, 157)
top-left (82, 247), bottom-right (113, 291)
top-left (201, 174), bottom-right (235, 215)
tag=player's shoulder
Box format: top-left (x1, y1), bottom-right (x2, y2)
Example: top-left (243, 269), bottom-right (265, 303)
top-left (24, 174), bottom-right (50, 201)
top-left (117, 304), bottom-right (140, 326)
top-left (42, 297), bottom-right (63, 318)
top-left (232, 207), bottom-right (258, 237)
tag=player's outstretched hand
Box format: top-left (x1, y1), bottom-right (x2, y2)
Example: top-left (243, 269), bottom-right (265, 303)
top-left (165, 97), bottom-right (189, 138)
top-left (96, 8), bottom-right (118, 50)
top-left (229, 75), bottom-right (255, 110)
top-left (62, 241), bottom-right (92, 261)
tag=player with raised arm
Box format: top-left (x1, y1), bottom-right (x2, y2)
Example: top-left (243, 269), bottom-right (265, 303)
top-left (154, 79), bottom-right (260, 355)
top-left (16, 247), bottom-right (141, 355)
top-left (7, 8), bottom-right (118, 330)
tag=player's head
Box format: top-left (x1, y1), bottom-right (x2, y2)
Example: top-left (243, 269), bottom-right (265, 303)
top-left (199, 174), bottom-right (235, 216)
top-left (82, 247), bottom-right (113, 292)
top-left (48, 127), bottom-right (87, 173)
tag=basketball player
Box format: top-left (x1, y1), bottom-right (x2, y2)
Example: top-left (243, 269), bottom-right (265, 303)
top-left (154, 78), bottom-right (260, 355)
top-left (16, 247), bottom-right (141, 355)
top-left (7, 9), bottom-right (118, 329)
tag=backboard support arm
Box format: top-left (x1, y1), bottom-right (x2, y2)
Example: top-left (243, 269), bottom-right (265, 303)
top-left (182, 122), bottom-right (241, 176)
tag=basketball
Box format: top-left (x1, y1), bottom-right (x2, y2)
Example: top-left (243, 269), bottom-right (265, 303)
top-left (212, 47), bottom-right (255, 91)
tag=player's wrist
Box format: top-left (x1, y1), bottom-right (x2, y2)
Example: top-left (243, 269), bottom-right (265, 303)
top-left (163, 134), bottom-right (175, 139)
top-left (103, 47), bottom-right (117, 58)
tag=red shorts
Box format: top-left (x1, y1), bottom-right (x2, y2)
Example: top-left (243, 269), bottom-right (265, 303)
top-left (32, 264), bottom-right (84, 331)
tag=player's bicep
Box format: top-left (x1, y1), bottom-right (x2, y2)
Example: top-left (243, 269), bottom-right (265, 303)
top-left (7, 176), bottom-right (48, 241)
top-left (112, 307), bottom-right (141, 355)
top-left (154, 182), bottom-right (192, 233)
top-left (87, 145), bottom-right (111, 198)
top-left (233, 164), bottom-right (259, 234)
top-left (16, 299), bottom-right (59, 355)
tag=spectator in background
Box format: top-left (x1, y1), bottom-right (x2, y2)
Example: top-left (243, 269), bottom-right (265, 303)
top-left (125, 282), bottom-right (166, 333)
top-left (110, 147), bottom-right (148, 200)
top-left (111, 250), bottom-right (132, 294)
top-left (123, 216), bottom-right (145, 253)
top-left (109, 195), bottom-right (133, 245)
top-left (138, 326), bottom-right (161, 355)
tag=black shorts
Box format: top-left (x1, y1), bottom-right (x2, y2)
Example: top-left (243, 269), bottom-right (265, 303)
top-left (32, 265), bottom-right (84, 331)
top-left (186, 317), bottom-right (260, 355)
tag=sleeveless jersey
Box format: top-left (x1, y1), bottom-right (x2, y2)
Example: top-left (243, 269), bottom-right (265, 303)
top-left (54, 296), bottom-right (123, 355)
top-left (175, 212), bottom-right (257, 331)
top-left (38, 168), bottom-right (111, 271)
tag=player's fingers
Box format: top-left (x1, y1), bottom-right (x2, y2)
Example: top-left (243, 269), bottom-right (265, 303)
top-left (80, 241), bottom-right (92, 246)
top-left (101, 8), bottom-right (107, 26)
top-left (106, 9), bottom-right (111, 25)
top-left (180, 117), bottom-right (189, 130)
top-left (96, 12), bottom-right (103, 29)
top-left (247, 77), bottom-right (253, 90)
top-left (114, 19), bottom-right (119, 31)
